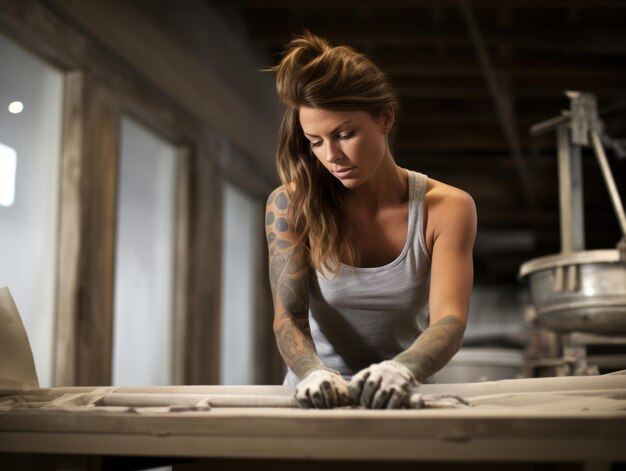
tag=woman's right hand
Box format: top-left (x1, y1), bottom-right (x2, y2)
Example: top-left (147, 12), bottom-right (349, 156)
top-left (295, 368), bottom-right (351, 409)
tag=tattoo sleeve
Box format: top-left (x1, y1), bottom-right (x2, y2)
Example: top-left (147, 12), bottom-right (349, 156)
top-left (393, 315), bottom-right (466, 382)
top-left (266, 188), bottom-right (324, 379)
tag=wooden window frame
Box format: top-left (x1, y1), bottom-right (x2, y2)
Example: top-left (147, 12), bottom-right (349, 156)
top-left (0, 0), bottom-right (280, 386)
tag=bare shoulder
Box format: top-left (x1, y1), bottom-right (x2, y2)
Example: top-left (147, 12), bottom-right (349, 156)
top-left (426, 178), bottom-right (475, 211)
top-left (266, 185), bottom-right (289, 214)
top-left (425, 178), bottom-right (477, 239)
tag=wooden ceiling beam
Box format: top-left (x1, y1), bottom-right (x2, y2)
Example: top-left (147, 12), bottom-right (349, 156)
top-left (385, 64), bottom-right (626, 79)
top-left (395, 137), bottom-right (512, 152)
top-left (264, 48), bottom-right (626, 79)
top-left (218, 0), bottom-right (626, 9)
top-left (249, 26), bottom-right (626, 55)
top-left (397, 154), bottom-right (560, 170)
top-left (394, 85), bottom-right (626, 99)
top-left (394, 133), bottom-right (556, 153)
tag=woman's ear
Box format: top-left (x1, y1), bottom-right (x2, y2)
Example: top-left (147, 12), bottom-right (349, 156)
top-left (381, 106), bottom-right (395, 134)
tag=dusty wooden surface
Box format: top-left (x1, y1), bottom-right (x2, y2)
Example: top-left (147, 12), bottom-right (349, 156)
top-left (1, 380), bottom-right (625, 462)
top-left (0, 407), bottom-right (624, 462)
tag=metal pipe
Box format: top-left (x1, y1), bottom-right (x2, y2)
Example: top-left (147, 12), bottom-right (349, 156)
top-left (530, 112), bottom-right (571, 136)
top-left (590, 130), bottom-right (626, 240)
top-left (557, 124), bottom-right (574, 253)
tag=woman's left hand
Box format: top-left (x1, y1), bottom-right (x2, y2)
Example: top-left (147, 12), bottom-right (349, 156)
top-left (348, 360), bottom-right (419, 409)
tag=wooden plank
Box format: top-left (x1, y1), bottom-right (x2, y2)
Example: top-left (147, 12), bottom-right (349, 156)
top-left (1, 431), bottom-right (626, 463)
top-left (250, 27), bottom-right (626, 55)
top-left (395, 83), bottom-right (626, 99)
top-left (223, 0), bottom-right (626, 7)
top-left (75, 77), bottom-right (120, 386)
top-left (185, 144), bottom-right (224, 385)
top-left (47, 0), bottom-right (277, 175)
top-left (1, 379), bottom-right (626, 464)
top-left (53, 71), bottom-right (85, 387)
top-left (172, 147), bottom-right (191, 386)
top-left (1, 410), bottom-right (625, 444)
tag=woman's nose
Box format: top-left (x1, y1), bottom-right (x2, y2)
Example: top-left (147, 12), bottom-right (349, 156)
top-left (325, 140), bottom-right (342, 163)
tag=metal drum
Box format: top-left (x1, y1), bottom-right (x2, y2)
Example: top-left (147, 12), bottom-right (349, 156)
top-left (521, 92), bottom-right (626, 337)
top-left (519, 250), bottom-right (626, 335)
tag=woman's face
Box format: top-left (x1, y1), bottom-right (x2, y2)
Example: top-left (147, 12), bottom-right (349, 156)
top-left (298, 106), bottom-right (391, 189)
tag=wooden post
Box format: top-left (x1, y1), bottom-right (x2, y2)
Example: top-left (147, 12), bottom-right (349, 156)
top-left (184, 143), bottom-right (224, 385)
top-left (54, 71), bottom-right (85, 387)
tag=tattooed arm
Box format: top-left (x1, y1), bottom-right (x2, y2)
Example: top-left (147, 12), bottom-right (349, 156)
top-left (266, 187), bottom-right (351, 408)
top-left (265, 187), bottom-right (324, 378)
top-left (393, 189), bottom-right (477, 382)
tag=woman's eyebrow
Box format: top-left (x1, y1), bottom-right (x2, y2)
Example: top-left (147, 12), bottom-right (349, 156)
top-left (303, 121), bottom-right (352, 138)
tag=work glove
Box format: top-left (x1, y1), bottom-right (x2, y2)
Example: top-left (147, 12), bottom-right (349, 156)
top-left (348, 360), bottom-right (419, 409)
top-left (295, 367), bottom-right (351, 409)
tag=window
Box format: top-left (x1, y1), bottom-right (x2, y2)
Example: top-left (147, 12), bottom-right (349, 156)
top-left (0, 33), bottom-right (63, 387)
top-left (220, 183), bottom-right (263, 384)
top-left (112, 117), bottom-right (178, 386)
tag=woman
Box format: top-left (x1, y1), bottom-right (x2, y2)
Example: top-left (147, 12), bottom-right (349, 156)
top-left (264, 32), bottom-right (476, 409)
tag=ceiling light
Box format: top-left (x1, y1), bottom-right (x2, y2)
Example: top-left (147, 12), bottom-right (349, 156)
top-left (8, 101), bottom-right (23, 114)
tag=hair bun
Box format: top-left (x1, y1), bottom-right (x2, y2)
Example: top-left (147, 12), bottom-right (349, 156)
top-left (273, 31), bottom-right (332, 104)
top-left (285, 30), bottom-right (330, 65)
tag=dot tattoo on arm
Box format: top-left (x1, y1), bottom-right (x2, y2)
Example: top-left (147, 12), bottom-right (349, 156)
top-left (276, 192), bottom-right (288, 210)
top-left (266, 211), bottom-right (275, 225)
top-left (276, 217), bottom-right (289, 232)
top-left (275, 239), bottom-right (293, 250)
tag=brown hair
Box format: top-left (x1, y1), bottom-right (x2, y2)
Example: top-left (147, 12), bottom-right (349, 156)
top-left (267, 31), bottom-right (400, 276)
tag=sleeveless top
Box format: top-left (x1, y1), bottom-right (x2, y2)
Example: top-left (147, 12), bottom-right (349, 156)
top-left (283, 170), bottom-right (432, 385)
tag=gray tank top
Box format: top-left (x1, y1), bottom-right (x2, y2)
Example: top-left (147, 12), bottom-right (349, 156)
top-left (283, 170), bottom-right (432, 385)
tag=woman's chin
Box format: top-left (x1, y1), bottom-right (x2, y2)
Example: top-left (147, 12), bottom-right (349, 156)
top-left (338, 178), bottom-right (362, 189)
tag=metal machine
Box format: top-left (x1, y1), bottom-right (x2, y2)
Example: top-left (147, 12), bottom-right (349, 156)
top-left (519, 91), bottom-right (626, 376)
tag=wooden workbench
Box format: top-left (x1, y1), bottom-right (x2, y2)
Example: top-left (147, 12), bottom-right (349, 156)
top-left (1, 376), bottom-right (625, 470)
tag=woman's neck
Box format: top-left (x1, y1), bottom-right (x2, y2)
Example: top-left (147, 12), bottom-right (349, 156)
top-left (345, 155), bottom-right (408, 213)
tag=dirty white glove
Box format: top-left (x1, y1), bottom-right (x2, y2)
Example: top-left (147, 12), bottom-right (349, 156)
top-left (348, 360), bottom-right (419, 409)
top-left (295, 367), bottom-right (351, 409)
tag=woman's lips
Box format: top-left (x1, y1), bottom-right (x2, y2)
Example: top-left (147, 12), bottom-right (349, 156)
top-left (334, 166), bottom-right (356, 177)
